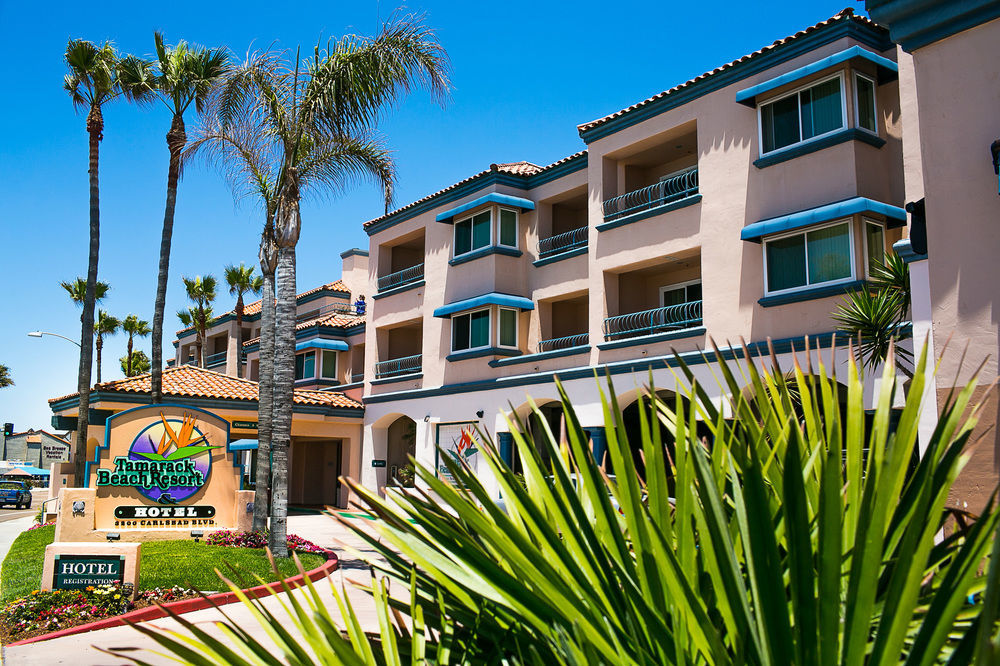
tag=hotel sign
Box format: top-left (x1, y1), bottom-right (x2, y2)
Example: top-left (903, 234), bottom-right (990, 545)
top-left (90, 405), bottom-right (239, 532)
top-left (53, 554), bottom-right (125, 590)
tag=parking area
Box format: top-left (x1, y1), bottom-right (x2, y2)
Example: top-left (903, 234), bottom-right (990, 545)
top-left (0, 489), bottom-right (48, 523)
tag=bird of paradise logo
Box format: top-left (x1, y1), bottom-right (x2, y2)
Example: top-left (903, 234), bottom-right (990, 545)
top-left (127, 413), bottom-right (220, 504)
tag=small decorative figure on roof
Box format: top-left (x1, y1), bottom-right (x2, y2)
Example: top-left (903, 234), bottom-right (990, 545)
top-left (354, 295), bottom-right (366, 315)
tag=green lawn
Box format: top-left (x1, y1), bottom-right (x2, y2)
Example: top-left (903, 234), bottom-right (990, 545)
top-left (1, 525), bottom-right (326, 603)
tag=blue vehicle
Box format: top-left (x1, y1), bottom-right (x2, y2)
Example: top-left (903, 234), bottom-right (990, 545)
top-left (0, 481), bottom-right (32, 509)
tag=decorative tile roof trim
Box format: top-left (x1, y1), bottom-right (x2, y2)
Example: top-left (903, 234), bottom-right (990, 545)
top-left (435, 193), bottom-right (536, 224)
top-left (577, 8), bottom-right (892, 143)
top-left (363, 152), bottom-right (587, 236)
top-left (295, 339), bottom-right (349, 352)
top-left (433, 292), bottom-right (535, 318)
top-left (735, 45), bottom-right (898, 106)
top-left (865, 0), bottom-right (1000, 52)
top-left (740, 196), bottom-right (907, 242)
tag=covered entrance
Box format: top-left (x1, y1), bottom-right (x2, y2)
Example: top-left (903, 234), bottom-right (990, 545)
top-left (290, 439), bottom-right (343, 506)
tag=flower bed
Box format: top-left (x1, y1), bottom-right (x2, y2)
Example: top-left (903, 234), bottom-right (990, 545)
top-left (26, 520), bottom-right (55, 532)
top-left (205, 529), bottom-right (328, 556)
top-left (0, 584), bottom-right (196, 643)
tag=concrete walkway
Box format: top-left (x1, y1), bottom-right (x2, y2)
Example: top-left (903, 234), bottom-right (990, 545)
top-left (2, 513), bottom-right (393, 665)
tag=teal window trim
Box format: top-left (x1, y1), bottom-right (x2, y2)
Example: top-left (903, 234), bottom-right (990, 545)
top-left (736, 45), bottom-right (898, 106)
top-left (372, 280), bottom-right (425, 300)
top-left (489, 345), bottom-right (591, 367)
top-left (446, 347), bottom-right (522, 362)
top-left (434, 293), bottom-right (534, 318)
top-left (753, 127), bottom-right (885, 168)
top-left (436, 193), bottom-right (535, 224)
top-left (741, 196), bottom-right (906, 242)
top-left (758, 279), bottom-right (864, 307)
top-left (294, 339), bottom-right (348, 352)
top-left (371, 373), bottom-right (423, 386)
top-left (448, 246), bottom-right (522, 266)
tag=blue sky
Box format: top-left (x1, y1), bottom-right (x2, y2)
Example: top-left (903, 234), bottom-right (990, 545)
top-left (0, 0), bottom-right (862, 431)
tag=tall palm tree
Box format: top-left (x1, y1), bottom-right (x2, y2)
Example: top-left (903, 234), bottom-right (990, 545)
top-left (147, 33), bottom-right (228, 404)
top-left (121, 314), bottom-right (151, 376)
top-left (61, 278), bottom-right (110, 317)
top-left (224, 263), bottom-right (263, 378)
top-left (0, 365), bottom-right (12, 388)
top-left (94, 310), bottom-right (120, 384)
top-left (196, 18), bottom-right (449, 555)
top-left (177, 275), bottom-right (217, 367)
top-left (185, 96), bottom-right (281, 533)
top-left (64, 40), bottom-right (151, 487)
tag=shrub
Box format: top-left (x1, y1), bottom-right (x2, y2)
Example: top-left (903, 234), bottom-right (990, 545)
top-left (205, 530), bottom-right (326, 555)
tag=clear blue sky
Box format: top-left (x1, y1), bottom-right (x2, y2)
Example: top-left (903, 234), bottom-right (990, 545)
top-left (0, 0), bottom-right (863, 431)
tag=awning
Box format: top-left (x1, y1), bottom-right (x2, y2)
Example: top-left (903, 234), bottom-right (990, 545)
top-left (295, 339), bottom-right (349, 352)
top-left (741, 197), bottom-right (907, 243)
top-left (433, 292), bottom-right (535, 318)
top-left (435, 193), bottom-right (535, 224)
top-left (735, 46), bottom-right (899, 107)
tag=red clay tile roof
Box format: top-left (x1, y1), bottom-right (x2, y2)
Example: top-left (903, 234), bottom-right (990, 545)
top-left (49, 365), bottom-right (362, 410)
top-left (577, 8), bottom-right (884, 135)
top-left (224, 280), bottom-right (351, 319)
top-left (363, 151), bottom-right (587, 229)
top-left (242, 310), bottom-right (365, 348)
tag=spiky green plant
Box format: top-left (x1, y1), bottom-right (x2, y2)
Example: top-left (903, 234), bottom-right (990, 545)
top-left (111, 342), bottom-right (1000, 665)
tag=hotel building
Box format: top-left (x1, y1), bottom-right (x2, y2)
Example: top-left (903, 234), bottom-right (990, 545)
top-left (49, 5), bottom-right (1000, 513)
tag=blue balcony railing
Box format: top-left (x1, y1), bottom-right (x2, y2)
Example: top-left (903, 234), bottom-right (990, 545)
top-left (377, 263), bottom-right (424, 292)
top-left (374, 354), bottom-right (422, 379)
top-left (538, 227), bottom-right (588, 258)
top-left (538, 333), bottom-right (589, 353)
top-left (602, 301), bottom-right (703, 340)
top-left (351, 372), bottom-right (365, 383)
top-left (602, 167), bottom-right (699, 221)
top-left (205, 351), bottom-right (227, 368)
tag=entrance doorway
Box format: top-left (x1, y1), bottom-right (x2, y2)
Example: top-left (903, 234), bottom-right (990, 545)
top-left (290, 439), bottom-right (342, 506)
top-left (386, 416), bottom-right (416, 487)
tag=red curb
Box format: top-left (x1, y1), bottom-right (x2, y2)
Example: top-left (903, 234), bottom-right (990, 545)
top-left (6, 549), bottom-right (339, 646)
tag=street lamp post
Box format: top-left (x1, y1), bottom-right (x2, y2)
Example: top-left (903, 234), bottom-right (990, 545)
top-left (27, 331), bottom-right (81, 347)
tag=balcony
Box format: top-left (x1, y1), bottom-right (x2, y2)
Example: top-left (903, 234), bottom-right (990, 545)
top-left (603, 301), bottom-right (702, 341)
top-left (351, 372), bottom-right (364, 383)
top-left (374, 354), bottom-right (422, 379)
top-left (538, 227), bottom-right (587, 259)
top-left (296, 302), bottom-right (358, 323)
top-left (602, 167), bottom-right (699, 222)
top-left (377, 263), bottom-right (424, 292)
top-left (205, 351), bottom-right (227, 368)
top-left (538, 333), bottom-right (589, 352)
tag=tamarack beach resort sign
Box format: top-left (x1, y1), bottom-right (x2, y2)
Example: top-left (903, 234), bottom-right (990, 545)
top-left (76, 404), bottom-right (246, 536)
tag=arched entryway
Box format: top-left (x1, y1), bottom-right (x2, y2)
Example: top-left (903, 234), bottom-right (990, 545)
top-left (508, 400), bottom-right (563, 475)
top-left (386, 415), bottom-right (416, 487)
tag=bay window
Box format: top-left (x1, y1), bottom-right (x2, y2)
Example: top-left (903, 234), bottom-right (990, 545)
top-left (854, 73), bottom-right (877, 134)
top-left (452, 309), bottom-right (491, 352)
top-left (759, 74), bottom-right (845, 155)
top-left (864, 219), bottom-right (886, 273)
top-left (320, 349), bottom-right (337, 379)
top-left (294, 351), bottom-right (316, 380)
top-left (453, 207), bottom-right (519, 257)
top-left (498, 308), bottom-right (517, 347)
top-left (764, 221), bottom-right (854, 294)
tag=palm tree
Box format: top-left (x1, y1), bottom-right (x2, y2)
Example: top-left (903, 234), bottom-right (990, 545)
top-left (0, 365), bottom-right (12, 388)
top-left (64, 40), bottom-right (151, 487)
top-left (224, 263), bottom-right (263, 378)
top-left (201, 21), bottom-right (448, 555)
top-left (93, 310), bottom-right (120, 384)
top-left (120, 350), bottom-right (151, 376)
top-left (833, 252), bottom-right (912, 376)
top-left (121, 315), bottom-right (151, 376)
top-left (60, 278), bottom-right (110, 318)
top-left (147, 33), bottom-right (228, 404)
top-left (177, 275), bottom-right (217, 367)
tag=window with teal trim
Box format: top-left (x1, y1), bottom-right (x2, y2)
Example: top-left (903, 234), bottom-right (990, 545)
top-left (452, 309), bottom-right (490, 352)
top-left (764, 220), bottom-right (854, 295)
top-left (294, 351), bottom-right (316, 380)
top-left (454, 211), bottom-right (491, 257)
top-left (498, 209), bottom-right (518, 248)
top-left (759, 74), bottom-right (845, 155)
top-left (854, 73), bottom-right (877, 134)
top-left (498, 308), bottom-right (517, 347)
top-left (320, 350), bottom-right (337, 379)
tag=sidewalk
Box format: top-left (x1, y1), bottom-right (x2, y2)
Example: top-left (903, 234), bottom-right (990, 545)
top-left (2, 513), bottom-right (392, 665)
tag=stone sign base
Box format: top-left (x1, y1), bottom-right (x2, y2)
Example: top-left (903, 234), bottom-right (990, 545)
top-left (54, 488), bottom-right (255, 543)
top-left (41, 542), bottom-right (141, 598)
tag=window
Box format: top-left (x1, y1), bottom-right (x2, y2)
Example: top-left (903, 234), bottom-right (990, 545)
top-left (854, 73), bottom-right (877, 134)
top-left (764, 221), bottom-right (854, 294)
top-left (760, 74), bottom-right (845, 154)
top-left (454, 211), bottom-right (491, 256)
top-left (660, 281), bottom-right (703, 308)
top-left (452, 309), bottom-right (490, 352)
top-left (864, 219), bottom-right (885, 274)
top-left (498, 209), bottom-right (518, 248)
top-left (320, 350), bottom-right (337, 379)
top-left (294, 351), bottom-right (316, 380)
top-left (498, 308), bottom-right (517, 347)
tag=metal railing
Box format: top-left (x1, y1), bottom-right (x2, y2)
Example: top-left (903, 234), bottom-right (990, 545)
top-left (377, 263), bottom-right (424, 292)
top-left (351, 372), bottom-right (364, 383)
top-left (205, 351), bottom-right (227, 367)
top-left (538, 227), bottom-right (588, 258)
top-left (296, 302), bottom-right (359, 323)
top-left (603, 301), bottom-right (703, 340)
top-left (538, 333), bottom-right (589, 353)
top-left (602, 167), bottom-right (699, 221)
top-left (374, 354), bottom-right (422, 379)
